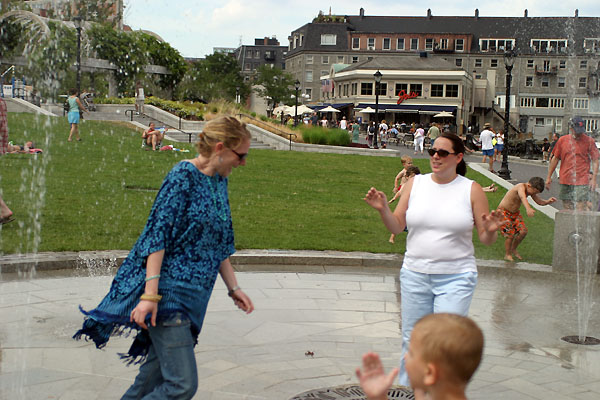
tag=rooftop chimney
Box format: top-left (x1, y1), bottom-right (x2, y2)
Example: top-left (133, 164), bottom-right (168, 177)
top-left (575, 9), bottom-right (579, 17)
top-left (524, 9), bottom-right (528, 17)
top-left (475, 9), bottom-right (479, 19)
top-left (427, 9), bottom-right (432, 19)
top-left (359, 7), bottom-right (364, 18)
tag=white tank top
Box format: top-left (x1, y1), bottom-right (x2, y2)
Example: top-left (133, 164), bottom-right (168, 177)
top-left (403, 174), bottom-right (476, 274)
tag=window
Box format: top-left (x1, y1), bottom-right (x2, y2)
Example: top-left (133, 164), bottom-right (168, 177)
top-left (409, 83), bottom-right (422, 96)
top-left (337, 55), bottom-right (345, 63)
top-left (520, 97), bottom-right (535, 107)
top-left (383, 38), bottom-right (391, 50)
top-left (535, 98), bottom-right (549, 108)
top-left (525, 76), bottom-right (533, 87)
top-left (530, 39), bottom-right (568, 53)
top-left (574, 98), bottom-right (589, 109)
top-left (377, 82), bottom-right (387, 96)
top-left (395, 83), bottom-right (408, 95)
top-left (580, 60), bottom-right (588, 69)
top-left (368, 38), bottom-right (375, 49)
top-left (455, 59), bottom-right (462, 67)
top-left (475, 74), bottom-right (482, 79)
top-left (535, 117), bottom-right (545, 126)
top-left (410, 38), bottom-right (419, 50)
top-left (527, 59), bottom-right (534, 68)
top-left (322, 55), bottom-right (329, 64)
top-left (320, 34), bottom-right (337, 45)
top-left (321, 70), bottom-right (328, 78)
top-left (541, 77), bottom-right (549, 87)
top-left (343, 84), bottom-right (348, 97)
top-left (586, 119), bottom-right (599, 133)
top-left (352, 37), bottom-right (360, 50)
top-left (352, 56), bottom-right (359, 63)
top-left (479, 39), bottom-right (514, 52)
top-left (558, 77), bottom-right (566, 88)
top-left (455, 39), bottom-right (464, 51)
top-left (246, 49), bottom-right (253, 58)
top-left (579, 77), bottom-right (587, 88)
top-left (584, 38), bottom-right (600, 53)
top-left (305, 71), bottom-right (313, 82)
top-left (446, 84), bottom-right (459, 97)
top-left (556, 118), bottom-right (563, 132)
top-left (491, 59), bottom-right (498, 68)
top-left (299, 34), bottom-right (304, 47)
top-left (361, 82), bottom-right (373, 95)
top-left (549, 98), bottom-right (564, 108)
top-left (475, 59), bottom-right (482, 68)
top-left (541, 60), bottom-right (551, 72)
top-left (558, 60), bottom-right (565, 69)
top-left (351, 83), bottom-right (357, 95)
top-left (254, 50), bottom-right (260, 58)
top-left (425, 38), bottom-right (434, 51)
top-left (244, 63), bottom-right (251, 70)
top-left (397, 38), bottom-right (405, 50)
top-left (293, 35), bottom-right (298, 49)
top-left (439, 38), bottom-right (449, 49)
top-left (431, 84), bottom-right (444, 97)
top-left (306, 55), bottom-right (313, 64)
top-left (304, 88), bottom-right (311, 100)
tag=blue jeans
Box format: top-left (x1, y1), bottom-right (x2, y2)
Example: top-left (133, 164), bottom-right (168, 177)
top-left (121, 313), bottom-right (197, 400)
top-left (398, 268), bottom-right (477, 386)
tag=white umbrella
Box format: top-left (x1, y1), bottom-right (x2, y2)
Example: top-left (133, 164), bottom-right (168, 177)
top-left (296, 104), bottom-right (314, 114)
top-left (359, 107), bottom-right (376, 113)
top-left (319, 105), bottom-right (340, 113)
top-left (433, 111), bottom-right (454, 118)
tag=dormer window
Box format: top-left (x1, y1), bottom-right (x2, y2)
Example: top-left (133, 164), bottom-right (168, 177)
top-left (479, 39), bottom-right (514, 52)
top-left (320, 34), bottom-right (337, 45)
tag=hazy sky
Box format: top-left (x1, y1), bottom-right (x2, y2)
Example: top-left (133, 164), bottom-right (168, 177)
top-left (123, 0), bottom-right (600, 58)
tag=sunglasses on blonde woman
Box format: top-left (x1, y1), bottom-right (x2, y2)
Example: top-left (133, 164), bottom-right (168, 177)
top-left (427, 148), bottom-right (457, 158)
top-left (230, 148), bottom-right (248, 161)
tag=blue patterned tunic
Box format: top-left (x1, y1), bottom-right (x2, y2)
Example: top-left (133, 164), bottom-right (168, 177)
top-left (74, 161), bottom-right (235, 362)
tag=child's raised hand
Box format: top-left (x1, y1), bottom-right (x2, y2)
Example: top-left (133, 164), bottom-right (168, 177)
top-left (356, 352), bottom-right (398, 400)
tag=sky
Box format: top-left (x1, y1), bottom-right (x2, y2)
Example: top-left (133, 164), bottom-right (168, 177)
top-left (123, 0), bottom-right (600, 59)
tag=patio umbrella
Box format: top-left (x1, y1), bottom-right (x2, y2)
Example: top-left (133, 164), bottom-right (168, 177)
top-left (433, 111), bottom-right (454, 118)
top-left (319, 105), bottom-right (340, 113)
top-left (359, 107), bottom-right (376, 113)
top-left (296, 104), bottom-right (314, 114)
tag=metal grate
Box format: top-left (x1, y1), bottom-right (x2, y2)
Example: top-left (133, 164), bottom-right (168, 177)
top-left (290, 384), bottom-right (414, 400)
top-left (561, 335), bottom-right (600, 345)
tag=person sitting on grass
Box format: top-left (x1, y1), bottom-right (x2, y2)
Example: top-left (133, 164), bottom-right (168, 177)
top-left (143, 122), bottom-right (166, 151)
top-left (497, 177), bottom-right (556, 261)
top-left (356, 313), bottom-right (484, 400)
top-left (7, 141), bottom-right (34, 153)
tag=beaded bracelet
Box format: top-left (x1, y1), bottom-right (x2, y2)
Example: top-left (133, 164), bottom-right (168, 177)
top-left (140, 294), bottom-right (162, 303)
top-left (228, 286), bottom-right (241, 297)
top-left (145, 274), bottom-right (161, 282)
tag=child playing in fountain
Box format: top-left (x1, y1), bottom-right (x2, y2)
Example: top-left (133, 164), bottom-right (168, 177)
top-left (388, 165), bottom-right (421, 243)
top-left (356, 313), bottom-right (484, 400)
top-left (392, 155), bottom-right (413, 195)
top-left (497, 177), bottom-right (556, 261)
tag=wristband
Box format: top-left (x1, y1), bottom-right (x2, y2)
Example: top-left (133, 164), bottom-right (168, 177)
top-left (145, 274), bottom-right (161, 282)
top-left (228, 286), bottom-right (241, 297)
top-left (140, 294), bottom-right (162, 303)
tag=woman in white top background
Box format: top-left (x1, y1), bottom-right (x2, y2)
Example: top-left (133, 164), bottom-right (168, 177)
top-left (364, 133), bottom-right (503, 386)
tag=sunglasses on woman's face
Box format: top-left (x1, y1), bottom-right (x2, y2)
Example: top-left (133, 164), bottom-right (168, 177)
top-left (427, 148), bottom-right (457, 158)
top-left (231, 148), bottom-right (248, 161)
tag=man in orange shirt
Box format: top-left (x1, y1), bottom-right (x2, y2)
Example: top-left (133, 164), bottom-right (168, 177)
top-left (546, 116), bottom-right (599, 210)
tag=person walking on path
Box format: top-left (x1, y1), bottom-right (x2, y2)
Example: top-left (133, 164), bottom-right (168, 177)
top-left (67, 88), bottom-right (87, 142)
top-left (413, 125), bottom-right (425, 154)
top-left (497, 177), bottom-right (556, 261)
top-left (494, 130), bottom-right (505, 161)
top-left (135, 81), bottom-right (145, 115)
top-left (427, 122), bottom-right (440, 147)
top-left (74, 116), bottom-right (254, 400)
top-left (480, 123), bottom-right (495, 172)
top-left (546, 116), bottom-right (599, 210)
top-left (364, 133), bottom-right (502, 387)
top-left (351, 120), bottom-right (360, 144)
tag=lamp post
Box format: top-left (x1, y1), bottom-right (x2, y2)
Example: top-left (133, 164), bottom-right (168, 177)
top-left (235, 86), bottom-right (240, 104)
top-left (373, 70), bottom-right (382, 149)
top-left (73, 16), bottom-right (83, 97)
top-left (498, 49), bottom-right (516, 180)
top-left (294, 79), bottom-right (300, 127)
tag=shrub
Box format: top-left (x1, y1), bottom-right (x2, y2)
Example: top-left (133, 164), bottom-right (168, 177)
top-left (260, 115), bottom-right (269, 122)
top-left (251, 112), bottom-right (257, 117)
top-left (298, 126), bottom-right (351, 146)
top-left (327, 128), bottom-right (352, 146)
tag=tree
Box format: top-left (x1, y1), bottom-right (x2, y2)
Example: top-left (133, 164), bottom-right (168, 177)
top-left (253, 65), bottom-right (296, 108)
top-left (176, 52), bottom-right (248, 103)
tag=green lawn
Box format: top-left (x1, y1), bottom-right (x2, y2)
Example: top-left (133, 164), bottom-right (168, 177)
top-left (0, 113), bottom-right (555, 264)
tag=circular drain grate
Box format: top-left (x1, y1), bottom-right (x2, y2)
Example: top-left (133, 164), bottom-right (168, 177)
top-left (289, 384), bottom-right (414, 400)
top-left (561, 335), bottom-right (600, 345)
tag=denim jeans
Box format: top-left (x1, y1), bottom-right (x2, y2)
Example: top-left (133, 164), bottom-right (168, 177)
top-left (121, 313), bottom-right (197, 400)
top-left (398, 268), bottom-right (477, 386)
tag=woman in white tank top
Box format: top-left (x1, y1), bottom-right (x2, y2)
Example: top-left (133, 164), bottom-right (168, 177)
top-left (364, 133), bottom-right (503, 387)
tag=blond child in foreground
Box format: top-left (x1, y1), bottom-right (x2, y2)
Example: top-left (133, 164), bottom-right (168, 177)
top-left (357, 313), bottom-right (484, 400)
top-left (497, 177), bottom-right (556, 261)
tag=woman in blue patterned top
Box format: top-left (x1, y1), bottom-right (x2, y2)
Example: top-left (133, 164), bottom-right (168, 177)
top-left (74, 115), bottom-right (254, 399)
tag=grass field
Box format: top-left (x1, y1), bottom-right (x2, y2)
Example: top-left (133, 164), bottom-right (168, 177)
top-left (0, 112), bottom-right (555, 264)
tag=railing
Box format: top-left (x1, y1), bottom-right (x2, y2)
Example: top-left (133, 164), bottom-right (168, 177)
top-left (238, 113), bottom-right (297, 150)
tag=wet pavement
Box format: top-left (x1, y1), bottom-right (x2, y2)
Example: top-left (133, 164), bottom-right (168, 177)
top-left (1, 254), bottom-right (599, 400)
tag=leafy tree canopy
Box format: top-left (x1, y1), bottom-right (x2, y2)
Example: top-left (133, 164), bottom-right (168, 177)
top-left (253, 65), bottom-right (296, 107)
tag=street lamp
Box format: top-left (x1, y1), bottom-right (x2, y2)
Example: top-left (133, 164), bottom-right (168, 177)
top-left (294, 79), bottom-right (300, 127)
top-left (235, 86), bottom-right (240, 104)
top-left (373, 70), bottom-right (382, 149)
top-left (498, 49), bottom-right (517, 180)
top-left (73, 16), bottom-right (83, 97)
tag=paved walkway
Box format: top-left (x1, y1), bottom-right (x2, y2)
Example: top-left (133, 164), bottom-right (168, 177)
top-left (1, 252), bottom-right (599, 399)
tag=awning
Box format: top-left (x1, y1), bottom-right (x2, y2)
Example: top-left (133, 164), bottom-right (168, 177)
top-left (312, 103), bottom-right (353, 111)
top-left (355, 103), bottom-right (457, 114)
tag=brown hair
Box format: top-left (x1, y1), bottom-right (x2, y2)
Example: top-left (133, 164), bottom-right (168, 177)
top-left (439, 133), bottom-right (467, 176)
top-left (413, 313), bottom-right (483, 384)
top-left (528, 177), bottom-right (545, 193)
top-left (405, 165), bottom-right (421, 177)
top-left (195, 116), bottom-right (251, 157)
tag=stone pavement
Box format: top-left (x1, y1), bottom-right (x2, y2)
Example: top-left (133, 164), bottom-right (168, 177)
top-left (1, 251), bottom-right (599, 399)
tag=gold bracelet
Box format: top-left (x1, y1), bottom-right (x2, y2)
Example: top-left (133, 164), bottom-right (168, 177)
top-left (140, 294), bottom-right (162, 303)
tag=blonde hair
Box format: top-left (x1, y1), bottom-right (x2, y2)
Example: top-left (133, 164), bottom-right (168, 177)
top-left (196, 115), bottom-right (251, 157)
top-left (413, 313), bottom-right (483, 384)
top-left (400, 155), bottom-right (413, 165)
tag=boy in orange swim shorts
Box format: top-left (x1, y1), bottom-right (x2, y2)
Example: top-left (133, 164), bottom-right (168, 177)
top-left (497, 177), bottom-right (556, 261)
